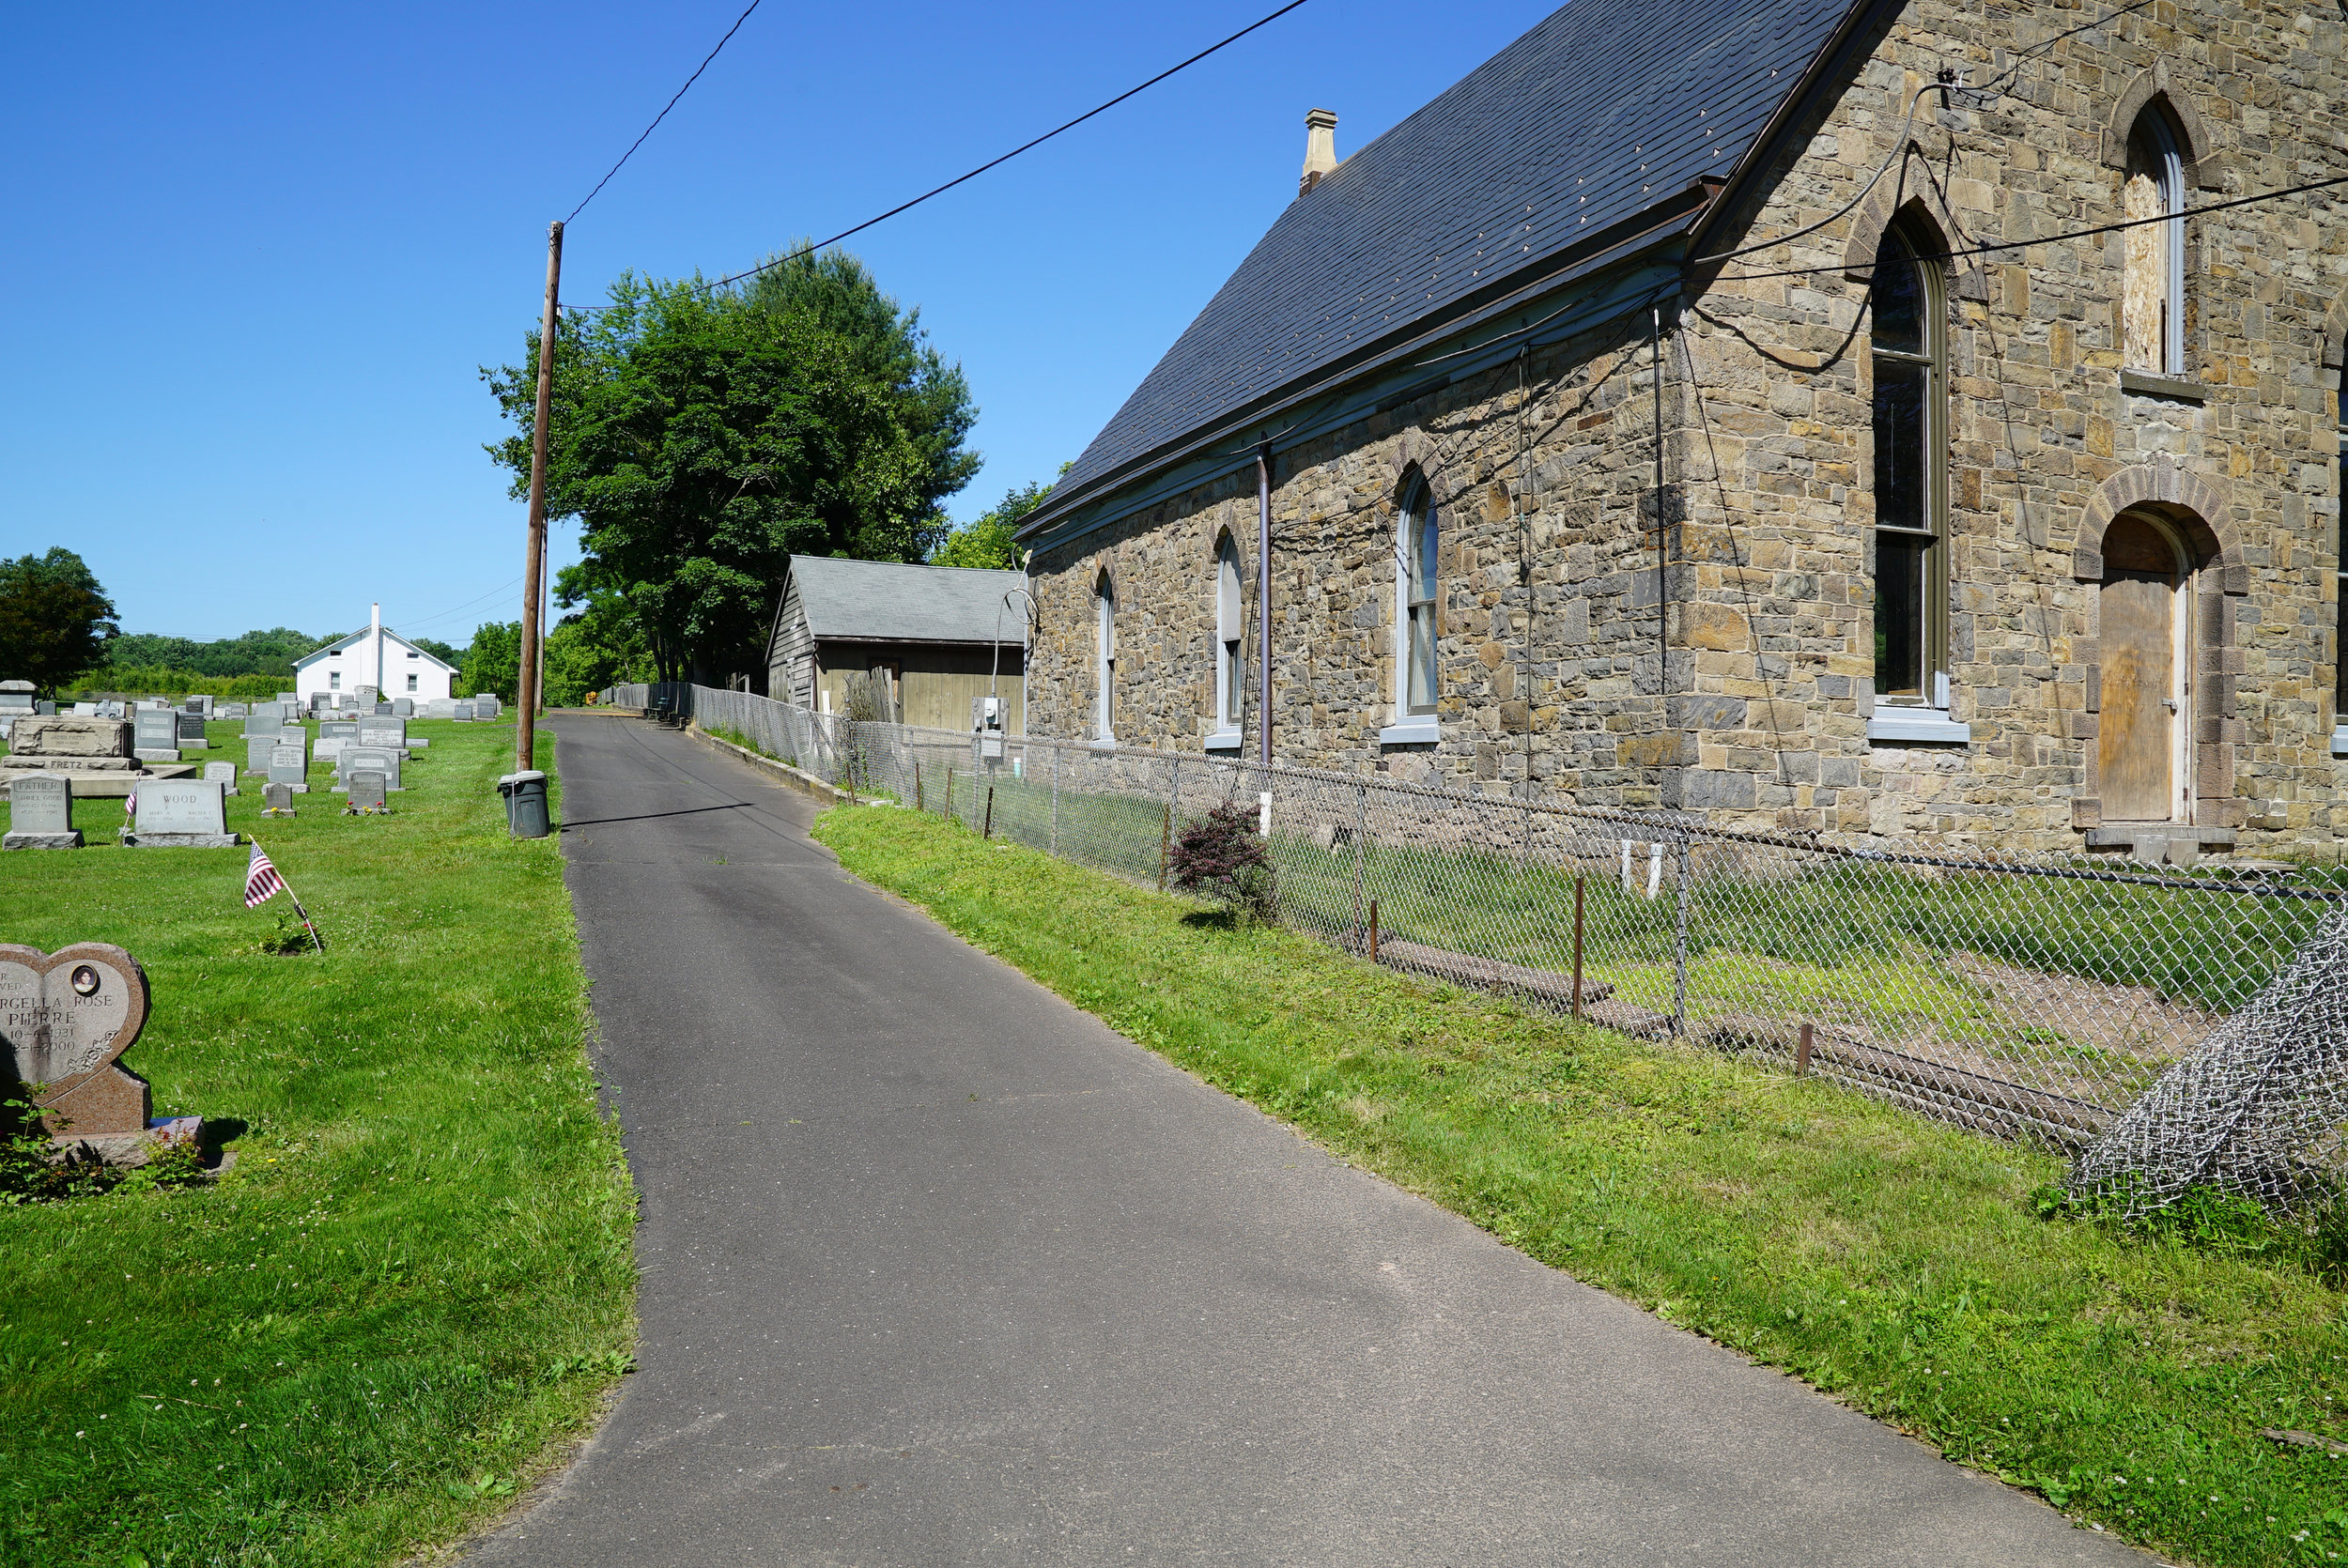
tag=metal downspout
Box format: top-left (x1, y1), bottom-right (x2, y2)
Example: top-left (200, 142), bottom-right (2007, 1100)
top-left (1257, 442), bottom-right (1273, 768)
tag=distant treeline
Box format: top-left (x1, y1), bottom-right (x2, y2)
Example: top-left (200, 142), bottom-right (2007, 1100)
top-left (64, 669), bottom-right (295, 700)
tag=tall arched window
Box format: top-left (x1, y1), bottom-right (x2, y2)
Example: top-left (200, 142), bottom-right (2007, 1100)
top-left (1211, 534), bottom-right (1244, 746)
top-left (2124, 109), bottom-right (2187, 375)
top-left (1869, 222), bottom-right (1951, 715)
top-left (1094, 572), bottom-right (1117, 744)
top-left (1399, 479), bottom-right (1438, 716)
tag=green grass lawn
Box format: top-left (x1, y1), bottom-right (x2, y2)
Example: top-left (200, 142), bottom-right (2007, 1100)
top-left (816, 803), bottom-right (2348, 1568)
top-left (0, 717), bottom-right (635, 1566)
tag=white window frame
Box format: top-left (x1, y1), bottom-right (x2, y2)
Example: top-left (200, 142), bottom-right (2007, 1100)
top-left (2335, 391), bottom-right (2348, 758)
top-left (1093, 573), bottom-right (1118, 746)
top-left (1208, 536), bottom-right (1244, 751)
top-left (1381, 479), bottom-right (1440, 745)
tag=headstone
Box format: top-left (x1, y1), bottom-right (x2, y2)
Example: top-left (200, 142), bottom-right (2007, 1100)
top-left (357, 720), bottom-right (405, 752)
top-left (345, 768), bottom-right (389, 815)
top-left (337, 746), bottom-right (401, 792)
top-left (0, 943), bottom-right (154, 1137)
top-left (0, 680), bottom-right (34, 715)
top-left (122, 778), bottom-right (236, 848)
top-left (203, 761), bottom-right (239, 797)
top-left (175, 713), bottom-right (210, 749)
top-left (475, 695), bottom-right (502, 719)
top-left (453, 702), bottom-right (476, 722)
top-left (70, 702), bottom-right (97, 716)
top-left (355, 685), bottom-right (378, 707)
top-left (242, 709), bottom-right (281, 737)
top-left (316, 736), bottom-right (348, 767)
top-left (36, 700), bottom-right (55, 715)
top-left (391, 698), bottom-right (413, 717)
top-left (132, 710), bottom-right (179, 762)
top-left (262, 781), bottom-right (296, 816)
top-left (424, 699), bottom-right (457, 719)
top-left (184, 694), bottom-right (213, 716)
top-left (4, 773), bottom-right (79, 850)
top-left (217, 702), bottom-right (246, 719)
top-left (319, 720), bottom-right (359, 739)
top-left (268, 744), bottom-right (309, 793)
top-left (276, 692), bottom-right (298, 705)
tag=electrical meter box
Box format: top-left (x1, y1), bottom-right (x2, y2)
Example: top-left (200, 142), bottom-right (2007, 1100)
top-left (971, 694), bottom-right (1006, 761)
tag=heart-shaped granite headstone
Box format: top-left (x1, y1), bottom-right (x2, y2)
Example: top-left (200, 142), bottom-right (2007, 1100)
top-left (0, 944), bottom-right (150, 1134)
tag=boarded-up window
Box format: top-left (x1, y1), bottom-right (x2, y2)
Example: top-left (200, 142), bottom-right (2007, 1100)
top-left (2124, 112), bottom-right (2187, 375)
top-left (1399, 479), bottom-right (1438, 715)
top-left (1216, 535), bottom-right (1244, 729)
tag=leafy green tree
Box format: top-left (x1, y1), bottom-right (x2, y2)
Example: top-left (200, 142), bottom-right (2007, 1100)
top-left (541, 562), bottom-right (654, 706)
top-left (932, 469), bottom-right (1064, 569)
top-left (458, 621), bottom-right (523, 704)
top-left (484, 249), bottom-right (979, 684)
top-left (0, 548), bottom-right (117, 695)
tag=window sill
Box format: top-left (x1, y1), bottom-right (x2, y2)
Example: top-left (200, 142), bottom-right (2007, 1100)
top-left (2118, 367), bottom-right (2206, 404)
top-left (1089, 735), bottom-right (1118, 751)
top-left (1204, 727), bottom-right (1243, 752)
top-left (1379, 715), bottom-right (1440, 746)
top-left (2332, 727), bottom-right (2348, 759)
top-left (1866, 709), bottom-right (1972, 745)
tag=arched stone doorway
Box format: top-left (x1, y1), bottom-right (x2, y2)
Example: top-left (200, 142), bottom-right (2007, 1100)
top-left (2070, 460), bottom-right (2244, 859)
top-left (2098, 511), bottom-right (2194, 823)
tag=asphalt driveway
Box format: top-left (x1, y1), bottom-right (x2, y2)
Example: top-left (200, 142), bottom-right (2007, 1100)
top-left (463, 713), bottom-right (2153, 1566)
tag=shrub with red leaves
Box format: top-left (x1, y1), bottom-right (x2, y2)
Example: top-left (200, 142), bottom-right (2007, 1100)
top-left (1169, 799), bottom-right (1276, 922)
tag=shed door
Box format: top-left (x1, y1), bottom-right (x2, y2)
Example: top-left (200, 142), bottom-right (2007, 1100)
top-left (2098, 515), bottom-right (2187, 822)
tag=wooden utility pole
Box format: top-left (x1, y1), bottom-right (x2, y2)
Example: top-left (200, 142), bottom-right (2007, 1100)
top-left (517, 220), bottom-right (564, 774)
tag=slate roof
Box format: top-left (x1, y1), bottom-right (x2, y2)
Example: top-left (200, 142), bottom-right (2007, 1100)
top-left (291, 626), bottom-right (455, 670)
top-left (787, 557), bottom-right (1030, 645)
top-left (1039, 0), bottom-right (1856, 520)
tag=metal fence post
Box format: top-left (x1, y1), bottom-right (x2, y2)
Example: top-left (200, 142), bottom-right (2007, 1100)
top-left (1352, 781), bottom-right (1368, 946)
top-left (1671, 823), bottom-right (1691, 1037)
top-left (1050, 741), bottom-right (1060, 856)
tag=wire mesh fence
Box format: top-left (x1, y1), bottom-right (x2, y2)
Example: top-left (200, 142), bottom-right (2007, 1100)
top-left (652, 683), bottom-right (2348, 1212)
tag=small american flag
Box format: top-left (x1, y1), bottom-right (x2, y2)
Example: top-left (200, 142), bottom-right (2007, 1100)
top-left (244, 843), bottom-right (286, 909)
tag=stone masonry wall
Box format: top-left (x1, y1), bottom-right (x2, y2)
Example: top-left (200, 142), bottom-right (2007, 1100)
top-left (1029, 0), bottom-right (2348, 857)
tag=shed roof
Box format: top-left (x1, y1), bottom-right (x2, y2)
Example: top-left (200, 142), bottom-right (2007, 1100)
top-left (1031, 0), bottom-right (1854, 529)
top-left (787, 557), bottom-right (1030, 645)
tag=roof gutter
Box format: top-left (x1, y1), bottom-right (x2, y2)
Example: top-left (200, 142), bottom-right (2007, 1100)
top-left (1018, 182), bottom-right (1718, 546)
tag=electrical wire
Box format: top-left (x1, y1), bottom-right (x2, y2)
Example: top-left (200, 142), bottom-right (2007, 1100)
top-left (395, 576), bottom-right (530, 634)
top-left (1712, 169), bottom-right (2348, 284)
top-left (695, 0), bottom-right (1311, 293)
top-left (1691, 80), bottom-right (1955, 268)
top-left (568, 0), bottom-right (765, 224)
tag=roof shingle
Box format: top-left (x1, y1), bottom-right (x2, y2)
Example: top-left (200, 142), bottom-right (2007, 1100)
top-left (1051, 0), bottom-right (1853, 505)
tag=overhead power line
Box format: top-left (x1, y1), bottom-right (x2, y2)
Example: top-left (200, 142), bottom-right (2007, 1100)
top-left (563, 0), bottom-right (1312, 308)
top-left (1707, 169), bottom-right (2348, 284)
top-left (567, 0), bottom-right (766, 224)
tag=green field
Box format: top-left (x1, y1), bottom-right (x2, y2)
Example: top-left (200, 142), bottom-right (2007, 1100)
top-left (0, 718), bottom-right (635, 1565)
top-left (818, 803), bottom-right (2348, 1568)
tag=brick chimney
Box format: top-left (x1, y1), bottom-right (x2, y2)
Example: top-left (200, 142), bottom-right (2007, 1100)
top-left (1298, 108), bottom-right (1338, 197)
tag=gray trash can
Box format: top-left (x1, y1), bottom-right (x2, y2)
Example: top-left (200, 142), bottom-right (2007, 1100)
top-left (498, 769), bottom-right (549, 838)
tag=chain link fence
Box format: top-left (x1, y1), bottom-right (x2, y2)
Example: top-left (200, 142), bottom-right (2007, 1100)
top-left (649, 683), bottom-right (2348, 1207)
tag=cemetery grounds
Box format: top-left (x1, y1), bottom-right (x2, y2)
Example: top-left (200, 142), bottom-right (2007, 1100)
top-left (0, 717), bottom-right (634, 1565)
top-left (815, 803), bottom-right (2348, 1568)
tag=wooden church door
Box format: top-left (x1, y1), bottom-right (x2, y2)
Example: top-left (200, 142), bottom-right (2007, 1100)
top-left (2098, 514), bottom-right (2190, 822)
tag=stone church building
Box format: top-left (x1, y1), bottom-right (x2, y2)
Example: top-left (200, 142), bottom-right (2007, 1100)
top-left (1014, 0), bottom-right (2348, 860)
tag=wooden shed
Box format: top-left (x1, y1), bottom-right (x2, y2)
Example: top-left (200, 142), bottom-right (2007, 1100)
top-left (765, 557), bottom-right (1029, 732)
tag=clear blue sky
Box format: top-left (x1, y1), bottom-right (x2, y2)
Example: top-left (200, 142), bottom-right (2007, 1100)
top-left (4, 1), bottom-right (1553, 645)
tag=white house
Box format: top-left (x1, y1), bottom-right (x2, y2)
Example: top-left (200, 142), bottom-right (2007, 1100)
top-left (292, 603), bottom-right (457, 705)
